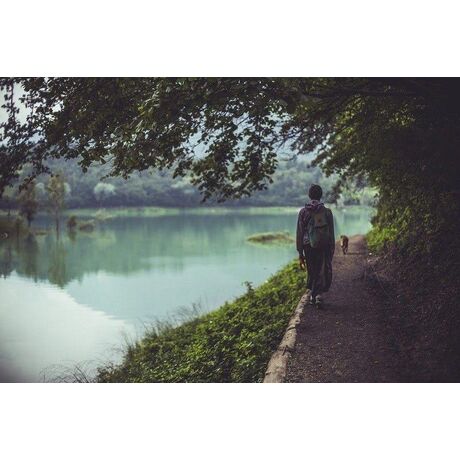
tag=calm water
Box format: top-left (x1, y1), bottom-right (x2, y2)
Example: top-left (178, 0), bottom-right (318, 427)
top-left (0, 206), bottom-right (374, 382)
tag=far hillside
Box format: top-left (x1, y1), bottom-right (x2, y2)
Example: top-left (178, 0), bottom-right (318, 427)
top-left (0, 157), bottom-right (376, 210)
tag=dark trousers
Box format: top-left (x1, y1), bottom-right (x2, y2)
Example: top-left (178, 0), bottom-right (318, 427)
top-left (304, 244), bottom-right (333, 299)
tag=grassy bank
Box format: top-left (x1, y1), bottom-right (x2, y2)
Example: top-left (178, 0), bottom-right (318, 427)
top-left (98, 260), bottom-right (305, 383)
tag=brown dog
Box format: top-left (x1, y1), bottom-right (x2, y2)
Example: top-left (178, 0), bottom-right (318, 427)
top-left (340, 235), bottom-right (349, 255)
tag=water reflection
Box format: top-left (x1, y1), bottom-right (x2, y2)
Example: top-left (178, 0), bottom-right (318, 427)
top-left (0, 206), bottom-right (375, 382)
top-left (0, 207), bottom-right (374, 288)
top-left (0, 276), bottom-right (133, 382)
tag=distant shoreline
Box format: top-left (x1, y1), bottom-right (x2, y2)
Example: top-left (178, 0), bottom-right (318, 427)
top-left (0, 204), bottom-right (375, 219)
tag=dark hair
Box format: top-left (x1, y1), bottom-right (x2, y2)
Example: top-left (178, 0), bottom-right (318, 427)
top-left (308, 184), bottom-right (323, 200)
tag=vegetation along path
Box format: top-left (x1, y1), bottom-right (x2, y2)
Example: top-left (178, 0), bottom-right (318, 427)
top-left (286, 235), bottom-right (409, 383)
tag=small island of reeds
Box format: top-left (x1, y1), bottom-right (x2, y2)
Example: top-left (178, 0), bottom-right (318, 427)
top-left (246, 231), bottom-right (294, 245)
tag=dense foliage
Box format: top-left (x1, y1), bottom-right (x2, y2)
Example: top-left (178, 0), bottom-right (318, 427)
top-left (98, 260), bottom-right (305, 382)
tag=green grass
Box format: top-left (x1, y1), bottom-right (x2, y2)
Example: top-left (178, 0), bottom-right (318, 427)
top-left (247, 231), bottom-right (295, 245)
top-left (97, 260), bottom-right (306, 383)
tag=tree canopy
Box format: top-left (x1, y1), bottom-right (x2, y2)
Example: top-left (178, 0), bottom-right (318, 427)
top-left (2, 78), bottom-right (458, 202)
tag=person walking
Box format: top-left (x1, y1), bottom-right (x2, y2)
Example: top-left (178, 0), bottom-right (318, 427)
top-left (296, 184), bottom-right (335, 307)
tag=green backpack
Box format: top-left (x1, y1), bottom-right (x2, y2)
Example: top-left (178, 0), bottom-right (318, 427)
top-left (305, 208), bottom-right (330, 249)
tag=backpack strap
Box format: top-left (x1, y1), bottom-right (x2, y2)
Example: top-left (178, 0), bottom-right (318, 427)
top-left (302, 208), bottom-right (312, 228)
top-left (301, 208), bottom-right (313, 246)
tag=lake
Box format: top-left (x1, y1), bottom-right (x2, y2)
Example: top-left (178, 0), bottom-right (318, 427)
top-left (0, 206), bottom-right (374, 382)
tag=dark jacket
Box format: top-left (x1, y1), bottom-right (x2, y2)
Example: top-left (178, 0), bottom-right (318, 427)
top-left (296, 201), bottom-right (335, 257)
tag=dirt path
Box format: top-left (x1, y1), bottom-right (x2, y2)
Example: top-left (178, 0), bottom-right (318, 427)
top-left (286, 235), bottom-right (405, 383)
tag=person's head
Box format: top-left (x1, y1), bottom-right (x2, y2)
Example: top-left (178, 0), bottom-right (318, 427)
top-left (308, 184), bottom-right (323, 201)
